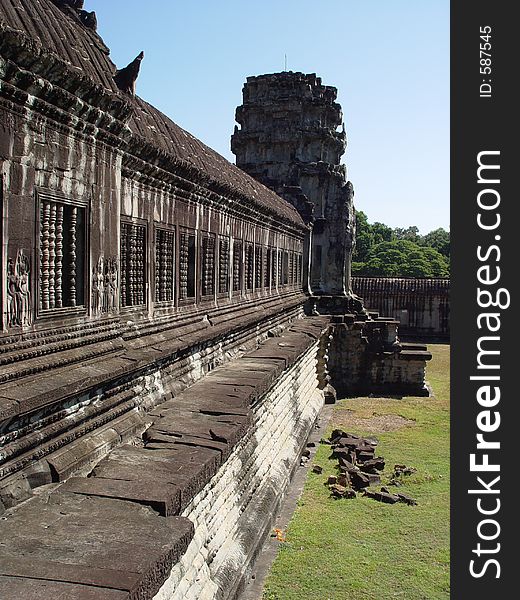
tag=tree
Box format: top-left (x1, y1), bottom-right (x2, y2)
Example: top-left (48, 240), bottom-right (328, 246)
top-left (351, 211), bottom-right (450, 277)
top-left (393, 226), bottom-right (420, 243)
top-left (352, 211), bottom-right (373, 263)
top-left (419, 228), bottom-right (450, 258)
top-left (354, 240), bottom-right (449, 278)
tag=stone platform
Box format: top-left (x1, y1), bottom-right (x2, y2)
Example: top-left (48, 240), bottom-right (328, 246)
top-left (0, 317), bottom-right (329, 600)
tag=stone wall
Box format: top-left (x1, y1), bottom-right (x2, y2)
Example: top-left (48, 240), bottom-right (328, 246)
top-left (327, 316), bottom-right (431, 397)
top-left (352, 277), bottom-right (450, 340)
top-left (153, 338), bottom-right (323, 600)
top-left (0, 3), bottom-right (309, 511)
top-left (0, 317), bottom-right (328, 599)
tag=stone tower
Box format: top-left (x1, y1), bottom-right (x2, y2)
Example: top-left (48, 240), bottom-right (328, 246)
top-left (231, 71), bottom-right (357, 301)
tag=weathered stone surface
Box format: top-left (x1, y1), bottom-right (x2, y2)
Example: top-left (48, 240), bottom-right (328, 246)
top-left (0, 492), bottom-right (193, 599)
top-left (350, 471), bottom-right (371, 490)
top-left (360, 457), bottom-right (386, 472)
top-left (0, 577), bottom-right (129, 600)
top-left (61, 476), bottom-right (182, 517)
top-left (232, 72), bottom-right (357, 298)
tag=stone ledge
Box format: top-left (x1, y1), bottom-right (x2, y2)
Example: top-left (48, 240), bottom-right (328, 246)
top-left (0, 317), bottom-right (329, 599)
top-left (0, 492), bottom-right (194, 600)
top-left (0, 292), bottom-right (306, 422)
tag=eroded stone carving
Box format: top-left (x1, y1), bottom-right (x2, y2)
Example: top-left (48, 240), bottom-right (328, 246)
top-left (232, 72), bottom-right (359, 300)
top-left (114, 52), bottom-right (144, 96)
top-left (7, 250), bottom-right (32, 329)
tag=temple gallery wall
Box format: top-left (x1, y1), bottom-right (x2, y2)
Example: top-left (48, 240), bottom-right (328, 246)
top-left (0, 1), bottom-right (438, 598)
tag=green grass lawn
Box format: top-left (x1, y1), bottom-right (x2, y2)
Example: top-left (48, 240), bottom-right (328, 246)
top-left (263, 344), bottom-right (450, 600)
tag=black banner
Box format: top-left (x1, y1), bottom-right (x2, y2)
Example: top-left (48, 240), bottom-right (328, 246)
top-left (451, 1), bottom-right (516, 596)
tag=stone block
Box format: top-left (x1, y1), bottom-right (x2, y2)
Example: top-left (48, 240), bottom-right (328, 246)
top-left (0, 492), bottom-right (194, 599)
top-left (60, 476), bottom-right (182, 517)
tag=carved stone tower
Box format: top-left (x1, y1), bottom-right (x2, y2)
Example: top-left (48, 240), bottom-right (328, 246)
top-left (231, 72), bottom-right (357, 301)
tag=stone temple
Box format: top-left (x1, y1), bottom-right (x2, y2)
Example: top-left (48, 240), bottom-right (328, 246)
top-left (0, 1), bottom-right (431, 598)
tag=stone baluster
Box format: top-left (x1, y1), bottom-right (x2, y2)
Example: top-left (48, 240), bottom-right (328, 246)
top-left (136, 226), bottom-right (144, 305)
top-left (69, 207), bottom-right (77, 307)
top-left (55, 204), bottom-right (64, 308)
top-left (179, 232), bottom-right (188, 299)
top-left (121, 224), bottom-right (127, 307)
top-left (48, 202), bottom-right (57, 309)
top-left (41, 201), bottom-right (51, 310)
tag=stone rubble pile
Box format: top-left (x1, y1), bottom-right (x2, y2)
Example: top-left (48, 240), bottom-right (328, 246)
top-left (317, 429), bottom-right (418, 506)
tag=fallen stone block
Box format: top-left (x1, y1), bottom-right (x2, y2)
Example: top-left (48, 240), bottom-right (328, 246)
top-left (356, 450), bottom-right (376, 462)
top-left (359, 457), bottom-right (385, 472)
top-left (312, 465), bottom-right (323, 474)
top-left (396, 492), bottom-right (418, 506)
top-left (337, 457), bottom-right (356, 471)
top-left (350, 471), bottom-right (370, 490)
top-left (329, 484), bottom-right (356, 499)
top-left (366, 473), bottom-right (381, 486)
top-left (337, 473), bottom-right (350, 488)
top-left (393, 464), bottom-right (417, 477)
top-left (363, 490), bottom-right (400, 504)
top-left (333, 436), bottom-right (365, 449)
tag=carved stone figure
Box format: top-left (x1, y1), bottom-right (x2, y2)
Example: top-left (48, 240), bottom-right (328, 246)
top-left (91, 257), bottom-right (105, 316)
top-left (104, 257), bottom-right (118, 313)
top-left (6, 250), bottom-right (32, 328)
top-left (92, 256), bottom-right (118, 315)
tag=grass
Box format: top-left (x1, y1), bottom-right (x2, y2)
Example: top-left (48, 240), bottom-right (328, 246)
top-left (263, 344), bottom-right (450, 600)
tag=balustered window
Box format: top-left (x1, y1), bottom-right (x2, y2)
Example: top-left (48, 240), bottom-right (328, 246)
top-left (272, 248), bottom-right (278, 287)
top-left (245, 244), bottom-right (254, 290)
top-left (179, 230), bottom-right (196, 300)
top-left (201, 234), bottom-right (216, 297)
top-left (155, 227), bottom-right (175, 303)
top-left (263, 247), bottom-right (270, 288)
top-left (254, 246), bottom-right (262, 290)
top-left (38, 195), bottom-right (87, 312)
top-left (219, 237), bottom-right (230, 294)
top-left (120, 222), bottom-right (146, 307)
top-left (277, 250), bottom-right (283, 286)
top-left (232, 240), bottom-right (243, 292)
top-left (282, 251), bottom-right (289, 285)
top-left (297, 253), bottom-right (303, 285)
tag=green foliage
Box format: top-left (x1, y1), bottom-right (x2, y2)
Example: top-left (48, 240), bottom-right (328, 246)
top-left (353, 211), bottom-right (450, 277)
top-left (419, 228), bottom-right (451, 258)
top-left (263, 345), bottom-right (451, 600)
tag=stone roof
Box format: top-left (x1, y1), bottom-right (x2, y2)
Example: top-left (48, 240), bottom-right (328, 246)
top-left (0, 0), bottom-right (305, 228)
top-left (128, 98), bottom-right (305, 225)
top-left (352, 277), bottom-right (450, 295)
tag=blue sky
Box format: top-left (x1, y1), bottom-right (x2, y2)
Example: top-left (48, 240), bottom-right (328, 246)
top-left (89, 0), bottom-right (449, 234)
